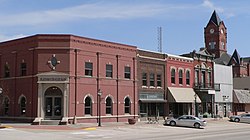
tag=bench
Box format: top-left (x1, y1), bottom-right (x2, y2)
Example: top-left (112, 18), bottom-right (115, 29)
top-left (147, 117), bottom-right (159, 124)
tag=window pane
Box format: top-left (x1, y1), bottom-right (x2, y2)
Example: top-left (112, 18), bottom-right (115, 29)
top-left (186, 71), bottom-right (190, 85)
top-left (150, 73), bottom-right (155, 86)
top-left (5, 64), bottom-right (10, 78)
top-left (85, 97), bottom-right (92, 115)
top-left (157, 74), bottom-right (162, 87)
top-left (142, 73), bottom-right (147, 86)
top-left (125, 98), bottom-right (130, 114)
top-left (85, 62), bottom-right (93, 76)
top-left (21, 63), bottom-right (27, 76)
top-left (106, 97), bottom-right (112, 114)
top-left (124, 66), bottom-right (131, 79)
top-left (106, 64), bottom-right (113, 78)
top-left (179, 70), bottom-right (183, 85)
top-left (171, 69), bottom-right (175, 84)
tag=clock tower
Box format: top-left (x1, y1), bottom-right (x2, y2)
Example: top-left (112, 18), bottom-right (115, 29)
top-left (204, 10), bottom-right (227, 58)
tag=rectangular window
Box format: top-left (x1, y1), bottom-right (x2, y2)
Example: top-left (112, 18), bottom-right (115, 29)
top-left (106, 64), bottom-right (113, 78)
top-left (142, 73), bottom-right (147, 86)
top-left (195, 70), bottom-right (199, 86)
top-left (124, 66), bottom-right (131, 79)
top-left (85, 62), bottom-right (93, 76)
top-left (208, 71), bottom-right (212, 87)
top-left (20, 63), bottom-right (27, 76)
top-left (157, 74), bottom-right (162, 87)
top-left (149, 73), bottom-right (155, 87)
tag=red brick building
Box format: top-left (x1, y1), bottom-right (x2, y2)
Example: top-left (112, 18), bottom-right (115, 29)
top-left (166, 54), bottom-right (200, 117)
top-left (0, 34), bottom-right (138, 124)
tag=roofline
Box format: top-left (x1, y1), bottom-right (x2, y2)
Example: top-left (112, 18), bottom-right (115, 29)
top-left (166, 53), bottom-right (194, 61)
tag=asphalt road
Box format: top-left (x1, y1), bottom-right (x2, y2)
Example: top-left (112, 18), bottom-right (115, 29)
top-left (1, 120), bottom-right (250, 140)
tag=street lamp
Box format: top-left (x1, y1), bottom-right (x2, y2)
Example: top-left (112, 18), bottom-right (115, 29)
top-left (97, 89), bottom-right (102, 127)
top-left (194, 93), bottom-right (198, 117)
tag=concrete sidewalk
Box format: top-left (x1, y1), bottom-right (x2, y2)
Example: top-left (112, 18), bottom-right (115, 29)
top-left (0, 118), bottom-right (228, 131)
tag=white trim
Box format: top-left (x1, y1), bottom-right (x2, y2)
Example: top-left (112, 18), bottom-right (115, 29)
top-left (137, 55), bottom-right (166, 61)
top-left (166, 54), bottom-right (193, 61)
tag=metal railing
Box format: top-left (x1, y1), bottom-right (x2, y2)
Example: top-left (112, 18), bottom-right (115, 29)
top-left (193, 83), bottom-right (220, 91)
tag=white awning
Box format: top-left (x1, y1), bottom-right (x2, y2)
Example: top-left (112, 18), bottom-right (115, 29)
top-left (168, 87), bottom-right (201, 103)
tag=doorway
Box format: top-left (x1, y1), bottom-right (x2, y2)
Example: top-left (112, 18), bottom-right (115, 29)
top-left (44, 87), bottom-right (63, 120)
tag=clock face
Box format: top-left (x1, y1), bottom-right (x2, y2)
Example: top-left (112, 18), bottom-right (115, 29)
top-left (210, 29), bottom-right (214, 34)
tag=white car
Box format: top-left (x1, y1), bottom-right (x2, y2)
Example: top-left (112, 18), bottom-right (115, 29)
top-left (164, 115), bottom-right (207, 128)
top-left (229, 113), bottom-right (250, 123)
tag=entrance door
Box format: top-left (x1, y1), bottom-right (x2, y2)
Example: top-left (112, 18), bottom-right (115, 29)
top-left (44, 87), bottom-right (63, 120)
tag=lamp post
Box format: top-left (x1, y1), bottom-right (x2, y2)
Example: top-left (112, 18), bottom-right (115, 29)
top-left (194, 93), bottom-right (198, 117)
top-left (97, 89), bottom-right (102, 127)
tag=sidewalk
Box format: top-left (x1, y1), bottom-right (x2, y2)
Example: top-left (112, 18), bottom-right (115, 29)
top-left (0, 120), bottom-right (163, 131)
top-left (0, 118), bottom-right (227, 131)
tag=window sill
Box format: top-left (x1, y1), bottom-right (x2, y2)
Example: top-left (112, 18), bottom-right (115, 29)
top-left (142, 86), bottom-right (148, 89)
top-left (149, 86), bottom-right (155, 89)
top-left (157, 86), bottom-right (162, 89)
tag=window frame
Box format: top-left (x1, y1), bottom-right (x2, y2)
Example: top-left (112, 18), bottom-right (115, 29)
top-left (186, 70), bottom-right (190, 85)
top-left (124, 66), bottom-right (131, 79)
top-left (156, 74), bottom-right (162, 87)
top-left (149, 73), bottom-right (155, 87)
top-left (179, 69), bottom-right (183, 85)
top-left (106, 64), bottom-right (113, 78)
top-left (20, 62), bottom-right (27, 76)
top-left (84, 96), bottom-right (92, 115)
top-left (124, 97), bottom-right (131, 114)
top-left (85, 62), bottom-right (93, 77)
top-left (142, 73), bottom-right (147, 86)
top-left (106, 97), bottom-right (113, 115)
top-left (171, 69), bottom-right (176, 84)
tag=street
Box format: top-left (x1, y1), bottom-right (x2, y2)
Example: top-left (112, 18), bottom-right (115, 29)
top-left (1, 120), bottom-right (250, 140)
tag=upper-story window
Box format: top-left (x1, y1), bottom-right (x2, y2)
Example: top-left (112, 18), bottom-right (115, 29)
top-left (4, 63), bottom-right (10, 78)
top-left (209, 42), bottom-right (216, 49)
top-left (171, 69), bottom-right (175, 84)
top-left (149, 73), bottom-right (155, 87)
top-left (85, 62), bottom-right (93, 76)
top-left (142, 73), bottom-right (147, 86)
top-left (208, 71), bottom-right (212, 87)
top-left (179, 69), bottom-right (183, 85)
top-left (195, 69), bottom-right (199, 86)
top-left (106, 64), bottom-right (113, 78)
top-left (157, 74), bottom-right (162, 87)
top-left (20, 62), bottom-right (27, 76)
top-left (221, 42), bottom-right (225, 49)
top-left (124, 66), bottom-right (131, 79)
top-left (186, 70), bottom-right (190, 85)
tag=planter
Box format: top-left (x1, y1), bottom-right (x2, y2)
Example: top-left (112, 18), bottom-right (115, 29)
top-left (128, 118), bottom-right (136, 125)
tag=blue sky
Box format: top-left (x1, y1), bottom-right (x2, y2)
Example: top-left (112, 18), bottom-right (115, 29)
top-left (0, 0), bottom-right (250, 57)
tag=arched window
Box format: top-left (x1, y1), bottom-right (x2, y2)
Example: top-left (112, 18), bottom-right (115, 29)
top-left (124, 97), bottom-right (131, 114)
top-left (85, 96), bottom-right (92, 115)
top-left (20, 97), bottom-right (26, 115)
top-left (4, 97), bottom-right (10, 115)
top-left (106, 97), bottom-right (112, 115)
top-left (171, 69), bottom-right (175, 84)
top-left (186, 70), bottom-right (190, 85)
top-left (179, 69), bottom-right (183, 85)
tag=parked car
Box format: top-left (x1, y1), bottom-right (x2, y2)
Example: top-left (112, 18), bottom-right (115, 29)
top-left (164, 115), bottom-right (207, 128)
top-left (229, 113), bottom-right (250, 123)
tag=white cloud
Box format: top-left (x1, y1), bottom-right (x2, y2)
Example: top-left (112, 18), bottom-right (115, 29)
top-left (0, 34), bottom-right (26, 42)
top-left (202, 0), bottom-right (224, 13)
top-left (0, 2), bottom-right (166, 26)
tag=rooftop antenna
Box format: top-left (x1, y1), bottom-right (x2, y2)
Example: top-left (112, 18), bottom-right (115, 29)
top-left (157, 27), bottom-right (163, 53)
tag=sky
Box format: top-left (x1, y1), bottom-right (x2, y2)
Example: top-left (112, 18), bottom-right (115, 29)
top-left (0, 0), bottom-right (250, 57)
